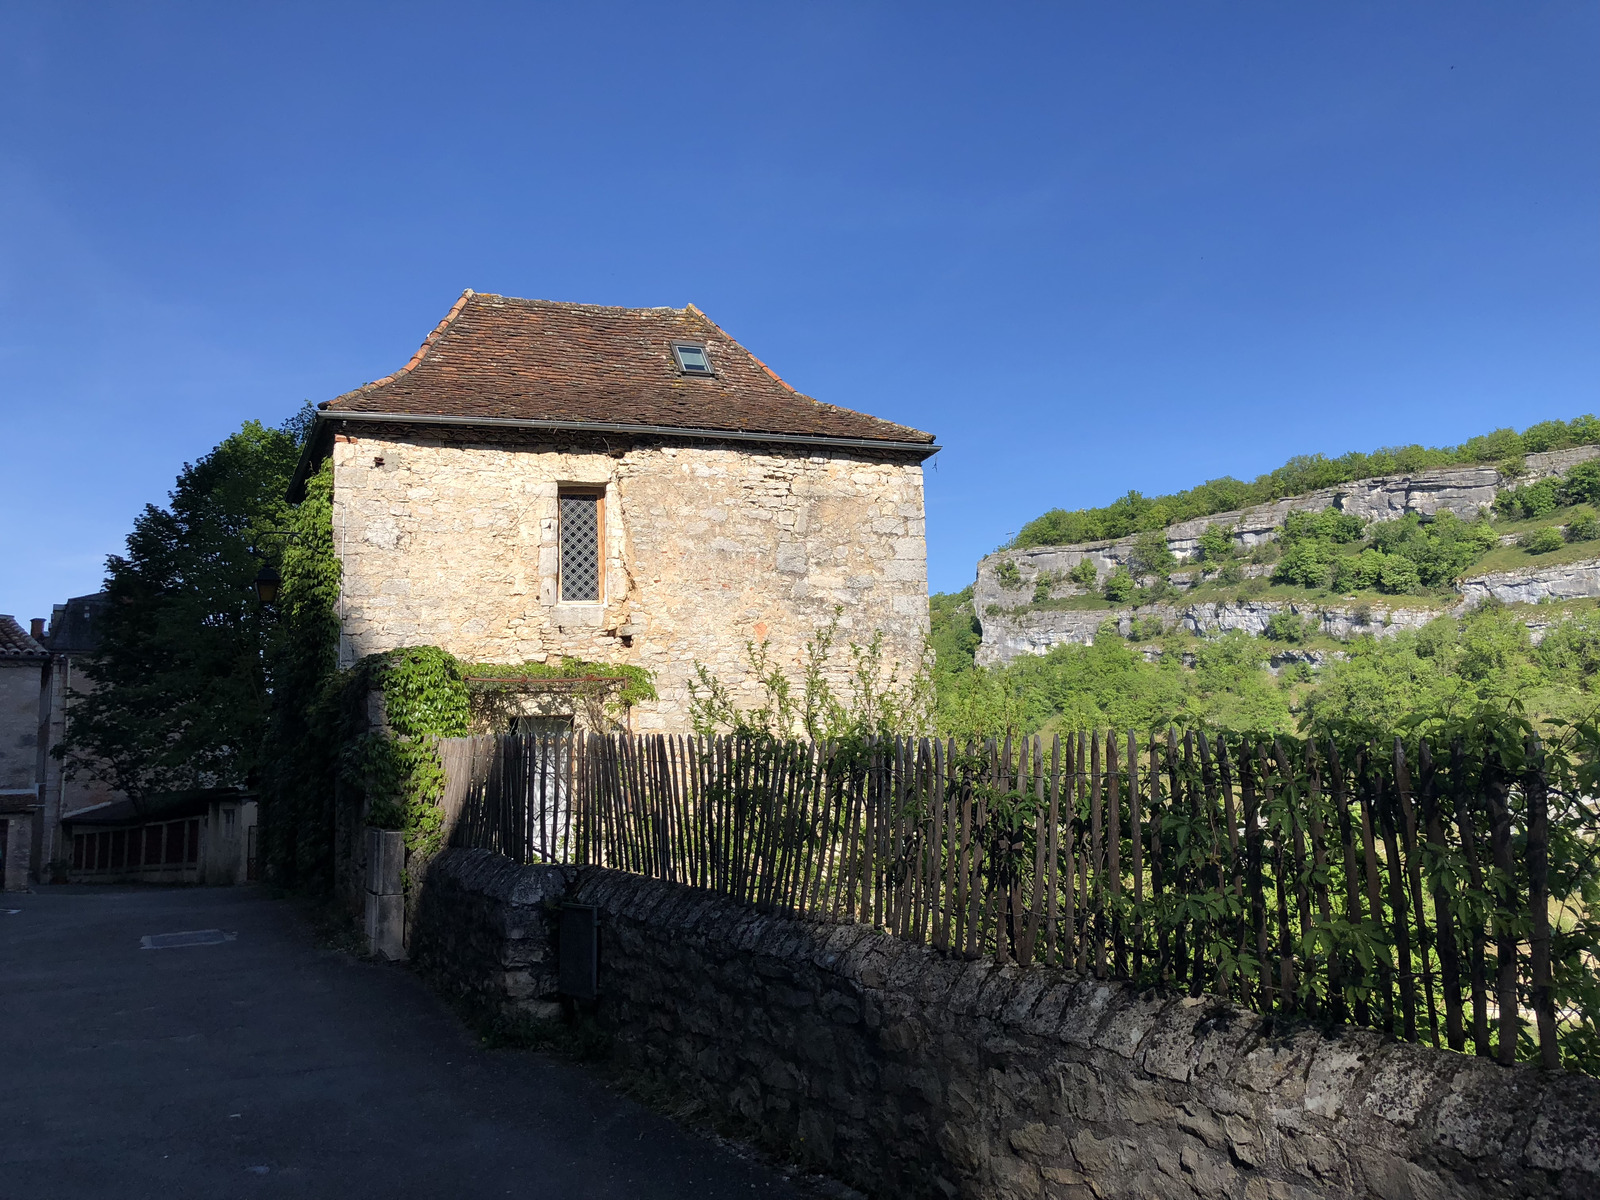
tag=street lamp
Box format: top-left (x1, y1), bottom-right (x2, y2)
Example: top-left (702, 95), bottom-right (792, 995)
top-left (254, 563), bottom-right (282, 604)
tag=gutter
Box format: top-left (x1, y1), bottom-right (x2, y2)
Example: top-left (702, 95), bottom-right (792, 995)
top-left (288, 409), bottom-right (939, 499)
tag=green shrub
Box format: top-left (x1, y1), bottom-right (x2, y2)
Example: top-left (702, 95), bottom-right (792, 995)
top-left (1032, 574), bottom-right (1054, 603)
top-left (1130, 529), bottom-right (1177, 580)
top-left (1264, 611), bottom-right (1312, 643)
top-left (1197, 523), bottom-right (1235, 562)
top-left (1377, 555), bottom-right (1421, 594)
top-left (1128, 614), bottom-right (1165, 641)
top-left (1567, 510), bottom-right (1600, 543)
top-left (1330, 549), bottom-right (1390, 593)
top-left (1217, 562), bottom-right (1244, 586)
top-left (1068, 558), bottom-right (1098, 588)
top-left (1523, 526), bottom-right (1566, 555)
top-left (995, 559), bottom-right (1022, 589)
top-left (1281, 507), bottom-right (1364, 546)
top-left (1274, 541), bottom-right (1331, 588)
top-left (1103, 567), bottom-right (1136, 603)
top-left (1563, 459), bottom-right (1600, 506)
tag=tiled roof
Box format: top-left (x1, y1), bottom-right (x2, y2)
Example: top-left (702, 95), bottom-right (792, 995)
top-left (0, 615), bottom-right (47, 659)
top-left (319, 292), bottom-right (936, 449)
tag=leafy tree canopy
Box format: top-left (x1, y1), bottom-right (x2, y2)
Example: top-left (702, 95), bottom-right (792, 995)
top-left (60, 414), bottom-right (308, 799)
top-left (1010, 414), bottom-right (1600, 549)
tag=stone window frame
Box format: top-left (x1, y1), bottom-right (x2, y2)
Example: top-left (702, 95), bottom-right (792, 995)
top-left (557, 485), bottom-right (606, 604)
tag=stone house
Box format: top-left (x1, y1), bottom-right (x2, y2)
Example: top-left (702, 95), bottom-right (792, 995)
top-left (2, 594), bottom-right (258, 887)
top-left (34, 594), bottom-right (121, 872)
top-left (0, 614), bottom-right (48, 890)
top-left (290, 291), bottom-right (938, 732)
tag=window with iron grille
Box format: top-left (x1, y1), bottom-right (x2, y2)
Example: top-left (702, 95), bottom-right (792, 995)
top-left (559, 490), bottom-right (602, 602)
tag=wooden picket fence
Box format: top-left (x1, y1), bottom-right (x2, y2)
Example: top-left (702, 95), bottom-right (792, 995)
top-left (437, 728), bottom-right (1586, 1069)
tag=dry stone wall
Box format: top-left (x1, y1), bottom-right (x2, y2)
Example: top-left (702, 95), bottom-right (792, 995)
top-left (412, 849), bottom-right (1600, 1200)
top-left (330, 430), bottom-right (929, 732)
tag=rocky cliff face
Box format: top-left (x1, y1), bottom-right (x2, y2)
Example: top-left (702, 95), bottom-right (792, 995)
top-left (976, 599), bottom-right (1445, 667)
top-left (975, 446), bottom-right (1600, 619)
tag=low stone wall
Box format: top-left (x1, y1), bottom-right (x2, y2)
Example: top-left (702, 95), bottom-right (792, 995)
top-left (409, 848), bottom-right (573, 1020)
top-left (412, 848), bottom-right (1600, 1200)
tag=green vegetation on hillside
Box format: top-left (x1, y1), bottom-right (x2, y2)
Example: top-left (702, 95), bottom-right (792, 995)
top-left (1272, 509), bottom-right (1497, 594)
top-left (1009, 415), bottom-right (1600, 549)
top-left (930, 591), bottom-right (1600, 741)
top-left (59, 417), bottom-right (305, 799)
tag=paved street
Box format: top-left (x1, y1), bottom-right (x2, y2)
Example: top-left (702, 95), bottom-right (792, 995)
top-left (0, 885), bottom-right (807, 1200)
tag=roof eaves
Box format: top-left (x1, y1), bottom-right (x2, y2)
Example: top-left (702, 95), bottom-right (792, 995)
top-left (318, 409), bottom-right (941, 459)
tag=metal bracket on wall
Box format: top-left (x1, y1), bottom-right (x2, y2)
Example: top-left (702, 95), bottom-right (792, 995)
top-left (559, 903), bottom-right (598, 1000)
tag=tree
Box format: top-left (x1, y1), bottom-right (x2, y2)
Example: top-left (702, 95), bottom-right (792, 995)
top-left (1103, 567), bottom-right (1136, 603)
top-left (1197, 523), bottom-right (1235, 563)
top-left (1129, 529), bottom-right (1177, 580)
top-left (1068, 558), bottom-right (1099, 588)
top-left (59, 417), bottom-right (305, 800)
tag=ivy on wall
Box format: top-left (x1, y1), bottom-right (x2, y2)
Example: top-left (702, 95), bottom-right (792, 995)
top-left (260, 465), bottom-right (656, 893)
top-left (260, 459), bottom-right (343, 890)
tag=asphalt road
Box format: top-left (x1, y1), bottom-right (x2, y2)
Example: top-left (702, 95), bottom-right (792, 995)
top-left (0, 885), bottom-right (808, 1200)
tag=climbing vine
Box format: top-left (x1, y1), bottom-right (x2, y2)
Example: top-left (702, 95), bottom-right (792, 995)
top-left (260, 458), bottom-right (343, 890)
top-left (262, 457), bottom-right (657, 893)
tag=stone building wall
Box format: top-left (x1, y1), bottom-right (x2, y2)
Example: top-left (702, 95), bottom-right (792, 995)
top-left (0, 661), bottom-right (41, 796)
top-left (329, 429), bottom-right (929, 733)
top-left (412, 848), bottom-right (1600, 1200)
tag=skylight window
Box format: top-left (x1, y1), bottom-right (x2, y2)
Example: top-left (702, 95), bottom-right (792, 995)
top-left (672, 343), bottom-right (713, 375)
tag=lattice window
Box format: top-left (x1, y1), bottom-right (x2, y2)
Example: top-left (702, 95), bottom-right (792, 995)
top-left (559, 491), bottom-right (601, 602)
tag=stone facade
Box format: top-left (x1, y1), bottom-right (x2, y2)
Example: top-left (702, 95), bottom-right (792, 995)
top-left (331, 429), bottom-right (929, 732)
top-left (0, 657), bottom-right (41, 803)
top-left (412, 849), bottom-right (1600, 1200)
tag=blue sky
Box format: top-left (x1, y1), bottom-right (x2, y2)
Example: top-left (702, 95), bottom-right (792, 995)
top-left (1, 2), bottom-right (1595, 623)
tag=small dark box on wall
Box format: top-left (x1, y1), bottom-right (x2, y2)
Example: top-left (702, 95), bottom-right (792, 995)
top-left (559, 903), bottom-right (598, 999)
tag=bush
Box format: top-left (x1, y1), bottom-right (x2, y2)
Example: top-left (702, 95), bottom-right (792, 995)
top-left (1330, 548), bottom-right (1389, 593)
top-left (1264, 611), bottom-right (1311, 643)
top-left (1140, 577), bottom-right (1176, 604)
top-left (1103, 567), bottom-right (1136, 603)
top-left (1567, 510), bottom-right (1600, 543)
top-left (1377, 555), bottom-right (1421, 594)
top-left (1128, 614), bottom-right (1165, 641)
top-left (994, 558), bottom-right (1022, 589)
top-left (1274, 541), bottom-right (1331, 588)
top-left (1129, 529), bottom-right (1177, 580)
top-left (1562, 459), bottom-right (1600, 507)
top-left (1197, 523), bottom-right (1235, 563)
top-left (1068, 558), bottom-right (1098, 588)
top-left (1281, 507), bottom-right (1364, 546)
top-left (1217, 562), bottom-right (1245, 586)
top-left (1523, 526), bottom-right (1566, 555)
